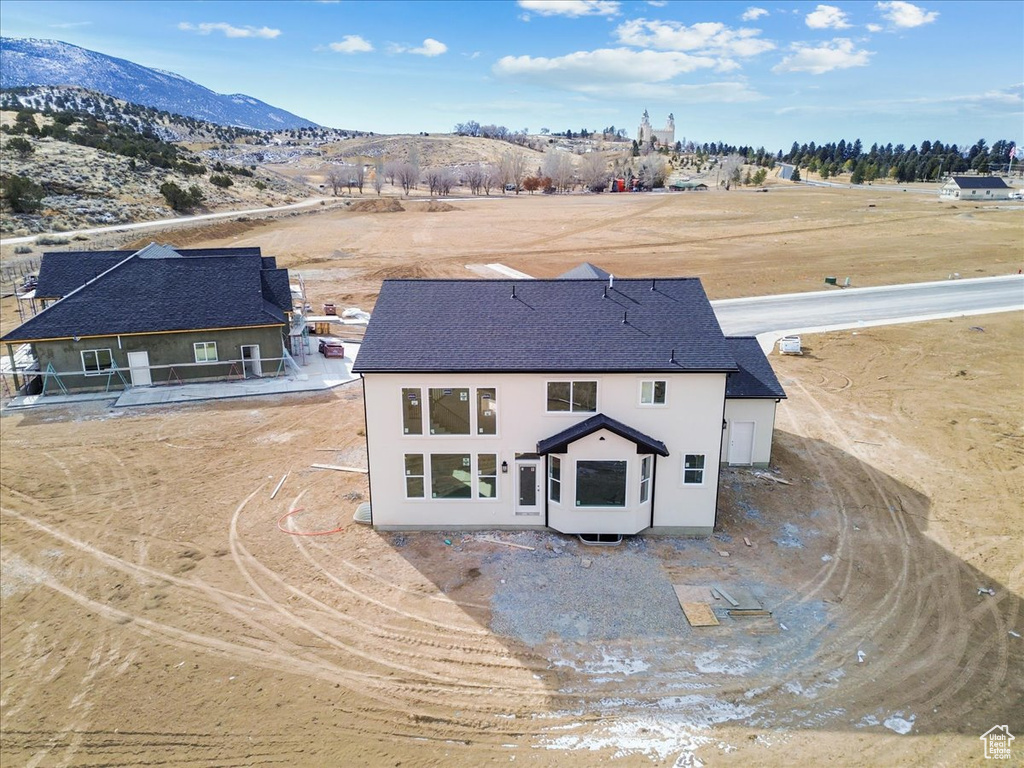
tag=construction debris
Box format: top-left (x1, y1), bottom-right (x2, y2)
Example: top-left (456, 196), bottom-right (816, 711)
top-left (714, 587), bottom-right (740, 607)
top-left (978, 587), bottom-right (996, 596)
top-left (681, 602), bottom-right (720, 627)
top-left (311, 464), bottom-right (369, 474)
top-left (477, 536), bottom-right (536, 551)
top-left (270, 473), bottom-right (288, 499)
top-left (748, 469), bottom-right (793, 485)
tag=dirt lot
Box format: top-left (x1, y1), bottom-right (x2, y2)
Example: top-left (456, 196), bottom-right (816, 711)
top-left (1, 188), bottom-right (1022, 766)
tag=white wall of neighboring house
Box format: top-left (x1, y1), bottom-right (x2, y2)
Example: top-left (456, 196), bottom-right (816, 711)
top-left (722, 399), bottom-right (779, 466)
top-left (361, 371), bottom-right (727, 534)
top-left (940, 181), bottom-right (1012, 200)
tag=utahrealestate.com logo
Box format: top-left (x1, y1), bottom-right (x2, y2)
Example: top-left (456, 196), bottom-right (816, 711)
top-left (980, 725), bottom-right (1014, 760)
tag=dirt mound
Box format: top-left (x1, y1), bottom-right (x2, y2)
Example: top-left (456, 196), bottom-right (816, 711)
top-left (423, 202), bottom-right (459, 213)
top-left (349, 198), bottom-right (404, 213)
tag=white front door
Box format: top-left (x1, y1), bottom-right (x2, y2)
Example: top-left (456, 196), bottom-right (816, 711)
top-left (515, 460), bottom-right (542, 516)
top-left (728, 421), bottom-right (755, 465)
top-left (126, 350), bottom-right (152, 387)
top-left (241, 345), bottom-right (262, 378)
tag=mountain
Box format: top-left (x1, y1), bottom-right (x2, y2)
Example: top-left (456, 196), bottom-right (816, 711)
top-left (0, 36), bottom-right (319, 131)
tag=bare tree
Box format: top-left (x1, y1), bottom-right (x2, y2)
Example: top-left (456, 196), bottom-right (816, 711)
top-left (325, 165), bottom-right (346, 196)
top-left (394, 162), bottom-right (419, 195)
top-left (464, 164), bottom-right (485, 195)
top-left (636, 155), bottom-right (668, 190)
top-left (424, 167), bottom-right (457, 197)
top-left (542, 150), bottom-right (575, 193)
top-left (482, 164), bottom-right (500, 196)
top-left (578, 152), bottom-right (609, 192)
top-left (383, 160), bottom-right (399, 186)
top-left (352, 163), bottom-right (366, 194)
top-left (499, 150), bottom-right (528, 194)
top-left (373, 157), bottom-right (385, 196)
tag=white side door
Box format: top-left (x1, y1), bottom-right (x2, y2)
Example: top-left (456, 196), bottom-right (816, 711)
top-left (728, 421), bottom-right (755, 465)
top-left (241, 345), bottom-right (262, 378)
top-left (126, 350), bottom-right (152, 387)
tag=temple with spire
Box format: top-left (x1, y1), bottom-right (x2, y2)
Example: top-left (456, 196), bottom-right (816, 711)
top-left (637, 110), bottom-right (675, 147)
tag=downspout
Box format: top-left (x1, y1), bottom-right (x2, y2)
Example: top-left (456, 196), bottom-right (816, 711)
top-left (543, 454), bottom-right (549, 528)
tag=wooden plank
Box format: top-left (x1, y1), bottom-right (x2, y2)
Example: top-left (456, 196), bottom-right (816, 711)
top-left (715, 587), bottom-right (741, 607)
top-left (477, 536), bottom-right (536, 551)
top-left (682, 602), bottom-right (720, 627)
top-left (673, 585), bottom-right (713, 604)
top-left (311, 464), bottom-right (368, 474)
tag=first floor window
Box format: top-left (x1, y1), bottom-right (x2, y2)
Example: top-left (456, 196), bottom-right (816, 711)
top-left (81, 349), bottom-right (113, 375)
top-left (431, 453), bottom-right (472, 499)
top-left (640, 380), bottom-right (667, 405)
top-left (477, 454), bottom-right (497, 498)
top-left (548, 456), bottom-right (561, 503)
top-left (429, 388), bottom-right (470, 434)
top-left (194, 341), bottom-right (218, 363)
top-left (640, 456), bottom-right (652, 503)
top-left (576, 460), bottom-right (626, 507)
top-left (477, 387), bottom-right (497, 434)
top-left (405, 454), bottom-right (425, 498)
top-left (683, 454), bottom-right (706, 485)
top-left (547, 380), bottom-right (597, 412)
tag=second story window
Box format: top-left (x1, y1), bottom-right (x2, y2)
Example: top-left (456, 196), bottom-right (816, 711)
top-left (547, 381), bottom-right (597, 413)
top-left (639, 380), bottom-right (667, 405)
top-left (429, 388), bottom-right (470, 434)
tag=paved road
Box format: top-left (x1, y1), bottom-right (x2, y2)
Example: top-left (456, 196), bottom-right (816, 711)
top-left (712, 275), bottom-right (1024, 336)
top-left (0, 197), bottom-right (332, 246)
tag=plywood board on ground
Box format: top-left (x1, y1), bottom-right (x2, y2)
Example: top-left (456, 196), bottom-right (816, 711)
top-left (673, 584), bottom-right (714, 604)
top-left (681, 602), bottom-right (720, 627)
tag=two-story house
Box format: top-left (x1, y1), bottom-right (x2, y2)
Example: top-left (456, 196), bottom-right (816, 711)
top-left (352, 276), bottom-right (785, 536)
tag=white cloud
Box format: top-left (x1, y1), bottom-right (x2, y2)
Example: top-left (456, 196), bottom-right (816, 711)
top-left (875, 1), bottom-right (938, 28)
top-left (615, 19), bottom-right (775, 57)
top-left (329, 35), bottom-right (373, 53)
top-left (178, 22), bottom-right (281, 39)
top-left (742, 7), bottom-right (768, 21)
top-left (648, 0), bottom-right (669, 6)
top-left (517, 0), bottom-right (620, 18)
top-left (866, 23), bottom-right (883, 32)
top-left (411, 38), bottom-right (447, 56)
top-left (389, 38), bottom-right (448, 57)
top-left (806, 5), bottom-right (851, 29)
top-left (773, 38), bottom-right (871, 74)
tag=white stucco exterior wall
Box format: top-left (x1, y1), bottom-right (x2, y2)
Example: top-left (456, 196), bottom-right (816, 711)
top-left (722, 399), bottom-right (779, 466)
top-left (361, 371), bottom-right (727, 534)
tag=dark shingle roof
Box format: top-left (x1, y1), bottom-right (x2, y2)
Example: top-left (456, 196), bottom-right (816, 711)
top-left (2, 246), bottom-right (287, 343)
top-left (725, 337), bottom-right (787, 399)
top-left (558, 262), bottom-right (611, 280)
top-left (948, 176), bottom-right (1010, 190)
top-left (353, 278), bottom-right (736, 373)
top-left (34, 246), bottom-right (265, 298)
top-left (261, 268), bottom-right (292, 315)
top-left (537, 413), bottom-right (669, 456)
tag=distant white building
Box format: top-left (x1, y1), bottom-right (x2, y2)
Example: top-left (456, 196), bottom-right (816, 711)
top-left (939, 176), bottom-right (1012, 201)
top-left (638, 110), bottom-right (675, 147)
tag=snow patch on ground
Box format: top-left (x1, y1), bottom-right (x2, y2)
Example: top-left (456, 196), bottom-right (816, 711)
top-left (883, 713), bottom-right (915, 734)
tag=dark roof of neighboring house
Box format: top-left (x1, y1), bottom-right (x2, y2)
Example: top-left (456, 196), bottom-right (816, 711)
top-left (353, 278), bottom-right (737, 373)
top-left (2, 244), bottom-right (287, 343)
top-left (948, 176), bottom-right (1010, 190)
top-left (33, 246), bottom-right (265, 298)
top-left (724, 337), bottom-right (787, 399)
top-left (537, 413), bottom-right (670, 456)
top-left (558, 262), bottom-right (611, 280)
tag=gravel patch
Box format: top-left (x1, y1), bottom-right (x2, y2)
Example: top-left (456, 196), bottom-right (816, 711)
top-left (489, 536), bottom-right (688, 645)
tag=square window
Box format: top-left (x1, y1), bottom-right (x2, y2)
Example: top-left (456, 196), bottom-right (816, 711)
top-left (640, 380), bottom-right (667, 405)
top-left (194, 342), bottom-right (218, 363)
top-left (576, 460), bottom-right (626, 507)
top-left (431, 454), bottom-right (472, 498)
top-left (81, 349), bottom-right (113, 376)
top-left (683, 454), bottom-right (705, 485)
top-left (429, 388), bottom-right (470, 434)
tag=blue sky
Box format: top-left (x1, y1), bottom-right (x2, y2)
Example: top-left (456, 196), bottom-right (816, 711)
top-left (1, 0), bottom-right (1021, 151)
